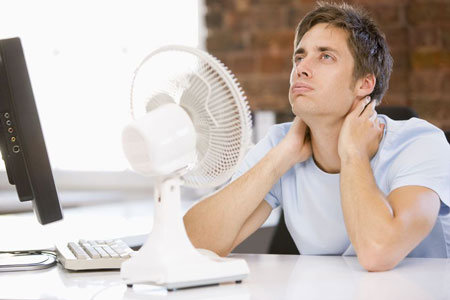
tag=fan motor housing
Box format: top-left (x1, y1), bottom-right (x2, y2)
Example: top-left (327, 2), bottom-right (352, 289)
top-left (122, 103), bottom-right (196, 177)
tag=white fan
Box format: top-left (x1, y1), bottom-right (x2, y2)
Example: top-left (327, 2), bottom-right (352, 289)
top-left (120, 45), bottom-right (253, 290)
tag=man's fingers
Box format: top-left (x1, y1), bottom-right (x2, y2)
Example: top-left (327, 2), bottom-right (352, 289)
top-left (357, 96), bottom-right (371, 116)
top-left (361, 99), bottom-right (376, 118)
top-left (292, 116), bottom-right (306, 130)
top-left (369, 112), bottom-right (377, 123)
top-left (291, 116), bottom-right (308, 137)
top-left (375, 118), bottom-right (380, 127)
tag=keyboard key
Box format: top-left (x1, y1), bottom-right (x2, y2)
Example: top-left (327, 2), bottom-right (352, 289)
top-left (81, 244), bottom-right (101, 259)
top-left (103, 246), bottom-right (119, 258)
top-left (68, 242), bottom-right (88, 259)
top-left (93, 246), bottom-right (110, 258)
top-left (56, 238), bottom-right (135, 270)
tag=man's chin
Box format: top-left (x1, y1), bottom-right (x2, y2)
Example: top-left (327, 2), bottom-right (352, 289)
top-left (291, 99), bottom-right (317, 116)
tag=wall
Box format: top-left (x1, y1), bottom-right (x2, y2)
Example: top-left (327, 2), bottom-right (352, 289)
top-left (205, 0), bottom-right (450, 130)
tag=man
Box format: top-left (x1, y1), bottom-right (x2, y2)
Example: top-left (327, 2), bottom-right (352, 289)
top-left (183, 2), bottom-right (450, 271)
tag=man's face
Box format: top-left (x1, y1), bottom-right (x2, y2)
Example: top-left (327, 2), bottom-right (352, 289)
top-left (289, 23), bottom-right (359, 122)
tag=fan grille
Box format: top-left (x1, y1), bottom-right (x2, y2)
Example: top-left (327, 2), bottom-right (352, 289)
top-left (130, 46), bottom-right (252, 188)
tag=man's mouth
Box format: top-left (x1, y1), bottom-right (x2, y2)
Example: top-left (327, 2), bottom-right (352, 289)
top-left (292, 82), bottom-right (314, 94)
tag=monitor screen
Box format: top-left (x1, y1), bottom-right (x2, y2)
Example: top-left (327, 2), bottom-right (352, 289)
top-left (0, 37), bottom-right (63, 225)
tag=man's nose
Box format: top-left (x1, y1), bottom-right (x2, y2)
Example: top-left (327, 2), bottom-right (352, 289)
top-left (295, 58), bottom-right (313, 78)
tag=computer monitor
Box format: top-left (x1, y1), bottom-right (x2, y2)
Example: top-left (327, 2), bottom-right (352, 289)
top-left (0, 37), bottom-right (63, 225)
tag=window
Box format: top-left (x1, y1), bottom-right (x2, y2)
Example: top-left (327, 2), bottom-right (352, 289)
top-left (0, 0), bottom-right (204, 190)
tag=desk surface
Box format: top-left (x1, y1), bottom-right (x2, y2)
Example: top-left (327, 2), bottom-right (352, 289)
top-left (1, 254), bottom-right (449, 300)
top-left (0, 199), bottom-right (280, 251)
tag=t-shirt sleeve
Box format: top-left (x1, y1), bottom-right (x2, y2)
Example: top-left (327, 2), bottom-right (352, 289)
top-left (387, 132), bottom-right (450, 208)
top-left (229, 125), bottom-right (285, 209)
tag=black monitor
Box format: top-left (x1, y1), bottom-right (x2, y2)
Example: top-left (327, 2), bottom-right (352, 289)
top-left (0, 37), bottom-right (63, 225)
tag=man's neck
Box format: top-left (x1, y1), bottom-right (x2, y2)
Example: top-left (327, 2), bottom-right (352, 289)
top-left (308, 119), bottom-right (344, 174)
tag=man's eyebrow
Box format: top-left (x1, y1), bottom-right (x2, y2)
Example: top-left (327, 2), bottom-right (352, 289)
top-left (294, 46), bottom-right (340, 56)
top-left (317, 46), bottom-right (340, 54)
top-left (294, 47), bottom-right (306, 56)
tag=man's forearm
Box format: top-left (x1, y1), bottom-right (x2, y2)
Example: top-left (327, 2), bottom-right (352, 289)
top-left (340, 155), bottom-right (397, 264)
top-left (184, 143), bottom-right (294, 255)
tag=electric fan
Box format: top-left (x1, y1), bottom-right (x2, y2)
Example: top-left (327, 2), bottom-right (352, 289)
top-left (120, 45), bottom-right (253, 290)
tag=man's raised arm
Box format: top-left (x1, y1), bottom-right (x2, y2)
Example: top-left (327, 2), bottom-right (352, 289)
top-left (183, 117), bottom-right (312, 256)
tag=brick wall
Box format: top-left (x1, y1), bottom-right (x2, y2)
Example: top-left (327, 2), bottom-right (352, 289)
top-left (205, 0), bottom-right (450, 130)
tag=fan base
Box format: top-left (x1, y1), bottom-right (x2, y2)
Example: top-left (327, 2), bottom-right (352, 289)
top-left (120, 177), bottom-right (249, 290)
top-left (122, 257), bottom-right (248, 290)
top-left (121, 241), bottom-right (249, 290)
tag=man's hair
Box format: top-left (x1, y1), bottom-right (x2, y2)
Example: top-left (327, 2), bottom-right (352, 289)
top-left (294, 2), bottom-right (393, 103)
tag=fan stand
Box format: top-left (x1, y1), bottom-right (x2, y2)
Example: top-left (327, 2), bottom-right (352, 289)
top-left (120, 177), bottom-right (249, 290)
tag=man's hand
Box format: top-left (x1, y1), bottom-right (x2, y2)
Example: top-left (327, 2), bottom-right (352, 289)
top-left (279, 116), bottom-right (312, 166)
top-left (338, 96), bottom-right (384, 163)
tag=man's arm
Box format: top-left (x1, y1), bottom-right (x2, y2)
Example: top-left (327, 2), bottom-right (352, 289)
top-left (340, 155), bottom-right (440, 271)
top-left (184, 117), bottom-right (312, 257)
top-left (338, 98), bottom-right (440, 271)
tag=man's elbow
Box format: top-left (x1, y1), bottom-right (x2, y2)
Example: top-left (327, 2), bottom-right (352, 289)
top-left (357, 245), bottom-right (402, 272)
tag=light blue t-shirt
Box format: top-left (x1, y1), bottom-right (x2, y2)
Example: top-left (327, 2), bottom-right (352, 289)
top-left (231, 115), bottom-right (450, 257)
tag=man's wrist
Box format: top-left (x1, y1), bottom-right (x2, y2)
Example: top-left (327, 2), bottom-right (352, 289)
top-left (340, 150), bottom-right (370, 167)
top-left (270, 142), bottom-right (298, 176)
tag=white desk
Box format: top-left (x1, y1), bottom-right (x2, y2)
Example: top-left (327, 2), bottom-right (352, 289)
top-left (1, 254), bottom-right (449, 300)
top-left (0, 199), bottom-right (280, 252)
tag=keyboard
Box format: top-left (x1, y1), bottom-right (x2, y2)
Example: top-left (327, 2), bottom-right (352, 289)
top-left (55, 239), bottom-right (135, 271)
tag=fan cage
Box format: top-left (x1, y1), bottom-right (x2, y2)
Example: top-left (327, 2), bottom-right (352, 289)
top-left (130, 46), bottom-right (252, 188)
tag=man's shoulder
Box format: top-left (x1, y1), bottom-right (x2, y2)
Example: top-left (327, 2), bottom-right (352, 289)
top-left (381, 115), bottom-right (447, 148)
top-left (378, 115), bottom-right (450, 171)
top-left (266, 122), bottom-right (292, 140)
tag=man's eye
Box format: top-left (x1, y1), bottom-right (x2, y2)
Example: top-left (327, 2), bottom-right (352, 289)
top-left (321, 53), bottom-right (333, 60)
top-left (294, 56), bottom-right (304, 62)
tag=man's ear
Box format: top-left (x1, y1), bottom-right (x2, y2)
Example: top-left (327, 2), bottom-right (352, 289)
top-left (355, 73), bottom-right (376, 98)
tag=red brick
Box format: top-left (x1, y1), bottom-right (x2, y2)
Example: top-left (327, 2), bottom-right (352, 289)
top-left (434, 119), bottom-right (450, 131)
top-left (242, 75), bottom-right (292, 111)
top-left (387, 70), bottom-right (409, 94)
top-left (206, 10), bottom-right (223, 29)
top-left (408, 26), bottom-right (441, 50)
top-left (406, 1), bottom-right (450, 25)
top-left (287, 6), bottom-right (312, 28)
top-left (356, 0), bottom-right (409, 4)
top-left (259, 52), bottom-right (293, 73)
top-left (384, 27), bottom-right (409, 51)
top-left (410, 70), bottom-right (443, 95)
top-left (251, 30), bottom-right (296, 51)
top-left (366, 5), bottom-right (402, 27)
top-left (206, 31), bottom-right (245, 51)
top-left (210, 51), bottom-right (233, 69)
top-left (379, 93), bottom-right (409, 106)
top-left (229, 52), bottom-right (258, 74)
top-left (251, 0), bottom-right (293, 5)
top-left (258, 75), bottom-right (291, 95)
top-left (205, 0), bottom-right (235, 11)
top-left (248, 7), bottom-right (287, 30)
top-left (412, 99), bottom-right (450, 121)
top-left (239, 76), bottom-right (258, 96)
top-left (205, 0), bottom-right (222, 8)
top-left (441, 25), bottom-right (450, 50)
top-left (276, 111), bottom-right (295, 123)
top-left (223, 11), bottom-right (252, 31)
top-left (249, 94), bottom-right (291, 111)
top-left (297, 0), bottom-right (327, 5)
top-left (411, 50), bottom-right (450, 69)
top-left (204, 0), bottom-right (449, 126)
top-left (391, 49), bottom-right (410, 70)
top-left (235, 0), bottom-right (251, 12)
top-left (441, 71), bottom-right (450, 94)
